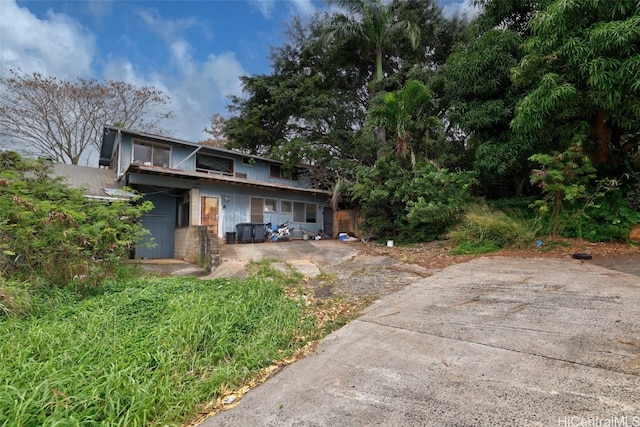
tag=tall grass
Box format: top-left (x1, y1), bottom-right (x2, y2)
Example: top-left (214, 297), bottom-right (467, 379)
top-left (0, 274), bottom-right (313, 426)
top-left (448, 203), bottom-right (539, 254)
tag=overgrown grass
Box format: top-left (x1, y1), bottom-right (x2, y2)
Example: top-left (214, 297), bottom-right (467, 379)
top-left (448, 203), bottom-right (539, 254)
top-left (0, 272), bottom-right (315, 426)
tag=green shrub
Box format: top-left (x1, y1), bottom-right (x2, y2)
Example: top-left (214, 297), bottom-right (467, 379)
top-left (559, 189), bottom-right (640, 242)
top-left (448, 203), bottom-right (538, 250)
top-left (350, 155), bottom-right (477, 243)
top-left (0, 151), bottom-right (153, 289)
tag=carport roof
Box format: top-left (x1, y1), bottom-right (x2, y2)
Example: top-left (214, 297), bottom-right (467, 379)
top-left (127, 163), bottom-right (332, 196)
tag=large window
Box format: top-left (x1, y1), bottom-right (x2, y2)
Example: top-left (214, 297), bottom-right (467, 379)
top-left (133, 141), bottom-right (170, 167)
top-left (196, 153), bottom-right (234, 175)
top-left (293, 202), bottom-right (316, 223)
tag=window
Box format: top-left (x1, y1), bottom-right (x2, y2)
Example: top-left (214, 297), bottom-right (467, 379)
top-left (133, 141), bottom-right (170, 167)
top-left (269, 164), bottom-right (299, 181)
top-left (196, 153), bottom-right (234, 175)
top-left (264, 199), bottom-right (277, 212)
top-left (293, 202), bottom-right (317, 223)
top-left (270, 164), bottom-right (281, 178)
top-left (281, 200), bottom-right (292, 213)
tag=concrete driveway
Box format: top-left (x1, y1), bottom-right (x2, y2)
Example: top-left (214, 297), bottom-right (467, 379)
top-left (202, 255), bottom-right (640, 426)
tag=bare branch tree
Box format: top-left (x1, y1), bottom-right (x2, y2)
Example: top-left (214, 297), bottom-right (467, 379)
top-left (0, 69), bottom-right (174, 164)
top-left (200, 113), bottom-right (229, 148)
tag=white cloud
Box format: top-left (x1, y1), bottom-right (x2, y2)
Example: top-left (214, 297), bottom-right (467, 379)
top-left (121, 8), bottom-right (247, 142)
top-left (442, 0), bottom-right (480, 19)
top-left (251, 0), bottom-right (316, 19)
top-left (289, 0), bottom-right (316, 16)
top-left (0, 0), bottom-right (95, 78)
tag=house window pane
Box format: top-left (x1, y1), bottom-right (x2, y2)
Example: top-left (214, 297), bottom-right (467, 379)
top-left (153, 147), bottom-right (170, 167)
top-left (281, 201), bottom-right (292, 213)
top-left (133, 143), bottom-right (152, 164)
top-left (197, 154), bottom-right (234, 175)
top-left (292, 202), bottom-right (317, 223)
top-left (133, 141), bottom-right (170, 167)
top-left (270, 164), bottom-right (281, 178)
top-left (306, 203), bottom-right (316, 223)
top-left (264, 199), bottom-right (277, 212)
top-left (293, 202), bottom-right (305, 222)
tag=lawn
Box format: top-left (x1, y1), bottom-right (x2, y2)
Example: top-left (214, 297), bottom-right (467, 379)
top-left (0, 268), bottom-right (316, 426)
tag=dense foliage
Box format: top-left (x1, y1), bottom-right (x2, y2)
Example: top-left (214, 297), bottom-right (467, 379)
top-left (0, 151), bottom-right (153, 290)
top-left (351, 155), bottom-right (476, 242)
top-left (224, 0), bottom-right (639, 244)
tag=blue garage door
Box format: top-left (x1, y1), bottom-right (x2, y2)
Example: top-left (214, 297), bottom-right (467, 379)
top-left (136, 194), bottom-right (176, 259)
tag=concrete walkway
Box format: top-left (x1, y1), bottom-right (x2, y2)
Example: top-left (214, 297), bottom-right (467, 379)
top-left (202, 256), bottom-right (640, 426)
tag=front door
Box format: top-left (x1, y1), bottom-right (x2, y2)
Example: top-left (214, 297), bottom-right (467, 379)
top-left (201, 196), bottom-right (220, 234)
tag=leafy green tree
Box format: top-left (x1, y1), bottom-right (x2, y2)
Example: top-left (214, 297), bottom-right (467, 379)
top-left (350, 154), bottom-right (476, 242)
top-left (511, 0), bottom-right (640, 170)
top-left (529, 144), bottom-right (638, 241)
top-left (442, 0), bottom-right (547, 196)
top-left (225, 14), bottom-right (375, 188)
top-left (0, 152), bottom-right (153, 288)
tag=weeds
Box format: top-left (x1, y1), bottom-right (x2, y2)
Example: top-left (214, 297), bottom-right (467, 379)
top-left (0, 273), bottom-right (314, 426)
top-left (448, 203), bottom-right (539, 253)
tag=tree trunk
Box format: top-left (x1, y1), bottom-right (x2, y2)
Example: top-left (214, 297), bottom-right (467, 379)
top-left (591, 109), bottom-right (611, 165)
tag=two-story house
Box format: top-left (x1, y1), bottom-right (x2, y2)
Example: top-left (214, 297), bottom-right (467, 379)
top-left (98, 126), bottom-right (333, 260)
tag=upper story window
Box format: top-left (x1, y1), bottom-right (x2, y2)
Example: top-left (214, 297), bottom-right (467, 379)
top-left (196, 153), bottom-right (234, 175)
top-left (270, 164), bottom-right (299, 181)
top-left (133, 140), bottom-right (170, 167)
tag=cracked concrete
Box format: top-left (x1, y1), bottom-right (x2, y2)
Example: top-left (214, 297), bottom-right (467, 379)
top-left (202, 253), bottom-right (640, 426)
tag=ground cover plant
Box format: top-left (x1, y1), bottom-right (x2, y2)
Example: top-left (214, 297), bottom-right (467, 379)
top-left (0, 269), bottom-right (317, 426)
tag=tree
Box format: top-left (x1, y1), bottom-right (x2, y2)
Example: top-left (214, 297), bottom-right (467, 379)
top-left (442, 0), bottom-right (548, 196)
top-left (325, 0), bottom-right (420, 87)
top-left (368, 79), bottom-right (442, 162)
top-left (225, 13), bottom-right (375, 188)
top-left (511, 0), bottom-right (640, 171)
top-left (201, 113), bottom-right (229, 148)
top-left (0, 70), bottom-right (173, 165)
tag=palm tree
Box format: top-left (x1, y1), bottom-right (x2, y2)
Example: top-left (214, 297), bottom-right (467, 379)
top-left (325, 0), bottom-right (420, 86)
top-left (369, 79), bottom-right (442, 164)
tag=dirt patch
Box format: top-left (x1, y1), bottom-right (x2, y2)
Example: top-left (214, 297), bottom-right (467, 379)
top-left (353, 238), bottom-right (640, 277)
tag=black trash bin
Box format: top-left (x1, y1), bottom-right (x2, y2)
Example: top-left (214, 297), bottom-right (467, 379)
top-left (236, 223), bottom-right (253, 243)
top-left (226, 231), bottom-right (236, 244)
top-left (252, 223), bottom-right (265, 243)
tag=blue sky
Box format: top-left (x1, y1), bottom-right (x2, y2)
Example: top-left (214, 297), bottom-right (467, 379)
top-left (0, 0), bottom-right (476, 150)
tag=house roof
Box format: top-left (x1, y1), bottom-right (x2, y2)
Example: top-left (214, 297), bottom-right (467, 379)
top-left (52, 163), bottom-right (128, 200)
top-left (99, 125), bottom-right (283, 167)
top-left (127, 164), bottom-right (332, 196)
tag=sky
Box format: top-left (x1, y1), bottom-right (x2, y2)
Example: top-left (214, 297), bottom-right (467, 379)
top-left (0, 0), bottom-right (476, 161)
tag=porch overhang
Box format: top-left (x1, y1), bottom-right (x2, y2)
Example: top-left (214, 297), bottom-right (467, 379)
top-left (126, 164), bottom-right (331, 197)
